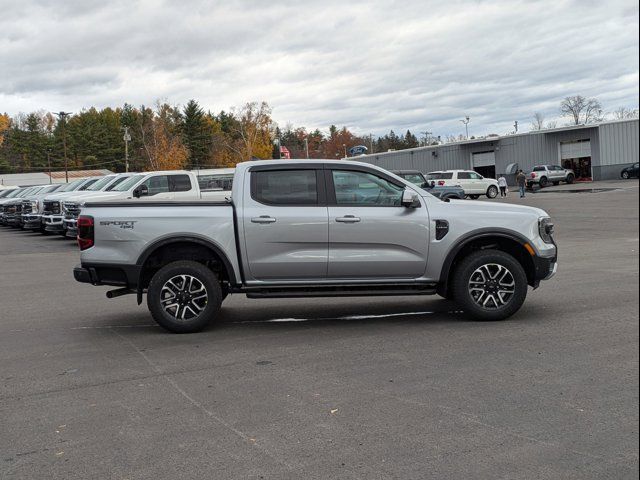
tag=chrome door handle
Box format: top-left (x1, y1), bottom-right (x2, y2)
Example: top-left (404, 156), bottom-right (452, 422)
top-left (251, 216), bottom-right (276, 224)
top-left (335, 215), bottom-right (361, 223)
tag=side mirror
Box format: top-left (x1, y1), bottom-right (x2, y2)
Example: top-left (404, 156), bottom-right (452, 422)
top-left (401, 189), bottom-right (421, 208)
top-left (133, 184), bottom-right (149, 198)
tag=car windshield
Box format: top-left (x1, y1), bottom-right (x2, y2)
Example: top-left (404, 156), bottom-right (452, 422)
top-left (399, 173), bottom-right (426, 186)
top-left (111, 174), bottom-right (144, 192)
top-left (86, 176), bottom-right (116, 191)
top-left (0, 189), bottom-right (17, 198)
top-left (105, 175), bottom-right (133, 191)
top-left (41, 184), bottom-right (62, 193)
top-left (57, 179), bottom-right (85, 192)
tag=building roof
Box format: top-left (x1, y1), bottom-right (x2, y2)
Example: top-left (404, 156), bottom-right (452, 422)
top-left (363, 118), bottom-right (639, 158)
top-left (0, 169), bottom-right (113, 187)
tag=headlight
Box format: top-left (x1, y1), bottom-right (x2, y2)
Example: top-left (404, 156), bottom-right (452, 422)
top-left (31, 200), bottom-right (38, 211)
top-left (539, 217), bottom-right (554, 244)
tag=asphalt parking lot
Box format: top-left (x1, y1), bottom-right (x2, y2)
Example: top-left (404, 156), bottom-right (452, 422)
top-left (1, 180), bottom-right (638, 479)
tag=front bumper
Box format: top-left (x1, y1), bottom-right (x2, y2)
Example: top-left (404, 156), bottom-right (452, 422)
top-left (22, 214), bottom-right (43, 229)
top-left (43, 215), bottom-right (65, 233)
top-left (64, 218), bottom-right (78, 238)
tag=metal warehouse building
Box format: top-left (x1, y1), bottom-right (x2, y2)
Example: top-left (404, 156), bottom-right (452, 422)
top-left (357, 118), bottom-right (639, 182)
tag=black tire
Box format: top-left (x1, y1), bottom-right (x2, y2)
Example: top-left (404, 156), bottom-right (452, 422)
top-left (622, 171), bottom-right (629, 179)
top-left (486, 185), bottom-right (499, 199)
top-left (451, 249), bottom-right (528, 321)
top-left (147, 260), bottom-right (222, 333)
top-left (565, 174), bottom-right (575, 184)
top-left (539, 176), bottom-right (549, 188)
top-left (469, 194), bottom-right (480, 200)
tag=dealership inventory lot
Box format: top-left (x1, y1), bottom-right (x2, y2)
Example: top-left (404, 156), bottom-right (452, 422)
top-left (1, 182), bottom-right (638, 479)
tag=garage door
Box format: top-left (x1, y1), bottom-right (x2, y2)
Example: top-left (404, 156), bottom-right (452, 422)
top-left (560, 140), bottom-right (591, 159)
top-left (472, 151), bottom-right (496, 168)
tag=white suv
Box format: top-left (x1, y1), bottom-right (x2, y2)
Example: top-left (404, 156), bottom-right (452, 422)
top-left (427, 170), bottom-right (499, 199)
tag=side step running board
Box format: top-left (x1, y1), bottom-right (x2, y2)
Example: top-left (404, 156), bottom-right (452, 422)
top-left (243, 285), bottom-right (437, 299)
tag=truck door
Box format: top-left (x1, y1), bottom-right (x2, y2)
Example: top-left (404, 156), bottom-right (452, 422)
top-left (242, 167), bottom-right (328, 281)
top-left (325, 167), bottom-right (429, 279)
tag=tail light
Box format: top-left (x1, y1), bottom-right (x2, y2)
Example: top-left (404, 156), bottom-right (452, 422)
top-left (530, 173), bottom-right (536, 178)
top-left (437, 180), bottom-right (445, 186)
top-left (77, 215), bottom-right (94, 250)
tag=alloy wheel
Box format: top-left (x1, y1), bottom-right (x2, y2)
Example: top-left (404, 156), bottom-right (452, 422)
top-left (160, 274), bottom-right (208, 320)
top-left (468, 263), bottom-right (516, 310)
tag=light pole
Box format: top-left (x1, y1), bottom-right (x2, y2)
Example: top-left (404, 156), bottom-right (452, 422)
top-left (46, 148), bottom-right (52, 183)
top-left (369, 133), bottom-right (374, 154)
top-left (460, 116), bottom-right (470, 139)
top-left (304, 137), bottom-right (309, 159)
top-left (54, 111), bottom-right (72, 182)
top-left (343, 144), bottom-right (347, 159)
top-left (122, 126), bottom-right (131, 172)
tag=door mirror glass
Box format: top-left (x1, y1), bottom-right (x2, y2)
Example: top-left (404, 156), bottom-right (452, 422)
top-left (401, 189), bottom-right (420, 208)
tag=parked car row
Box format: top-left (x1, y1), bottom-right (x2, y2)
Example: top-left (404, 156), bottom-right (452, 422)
top-left (0, 168), bottom-right (235, 236)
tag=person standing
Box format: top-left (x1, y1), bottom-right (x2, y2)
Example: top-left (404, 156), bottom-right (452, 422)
top-left (516, 170), bottom-right (527, 198)
top-left (498, 174), bottom-right (508, 197)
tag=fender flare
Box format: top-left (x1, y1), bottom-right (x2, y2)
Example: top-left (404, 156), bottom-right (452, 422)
top-left (438, 228), bottom-right (536, 286)
top-left (136, 234), bottom-right (238, 285)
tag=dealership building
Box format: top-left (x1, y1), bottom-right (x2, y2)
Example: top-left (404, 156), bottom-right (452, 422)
top-left (357, 118), bottom-right (639, 182)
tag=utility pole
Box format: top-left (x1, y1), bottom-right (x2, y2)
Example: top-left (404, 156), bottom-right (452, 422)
top-left (513, 120), bottom-right (519, 133)
top-left (460, 116), bottom-right (470, 139)
top-left (369, 133), bottom-right (374, 153)
top-left (46, 148), bottom-right (52, 183)
top-left (304, 137), bottom-right (309, 159)
top-left (343, 144), bottom-right (347, 159)
top-left (421, 130), bottom-right (432, 146)
top-left (122, 126), bottom-right (131, 172)
top-left (54, 111), bottom-right (72, 183)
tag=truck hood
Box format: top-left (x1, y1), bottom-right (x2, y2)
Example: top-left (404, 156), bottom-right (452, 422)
top-left (63, 191), bottom-right (121, 203)
top-left (439, 197), bottom-right (550, 218)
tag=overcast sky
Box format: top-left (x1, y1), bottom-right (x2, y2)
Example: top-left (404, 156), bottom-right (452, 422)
top-left (1, 0), bottom-right (638, 138)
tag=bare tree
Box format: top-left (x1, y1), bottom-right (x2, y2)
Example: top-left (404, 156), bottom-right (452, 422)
top-left (531, 112), bottom-right (545, 130)
top-left (546, 120), bottom-right (557, 129)
top-left (560, 95), bottom-right (603, 125)
top-left (612, 107), bottom-right (639, 120)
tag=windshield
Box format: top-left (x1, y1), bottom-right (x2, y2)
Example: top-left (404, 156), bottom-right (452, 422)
top-left (111, 174), bottom-right (144, 192)
top-left (105, 175), bottom-right (133, 191)
top-left (41, 184), bottom-right (62, 193)
top-left (86, 176), bottom-right (115, 191)
top-left (78, 178), bottom-right (100, 190)
top-left (57, 179), bottom-right (85, 192)
top-left (398, 173), bottom-right (426, 186)
top-left (0, 189), bottom-right (16, 198)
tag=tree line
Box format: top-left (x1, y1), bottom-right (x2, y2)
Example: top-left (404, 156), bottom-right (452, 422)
top-left (1, 95), bottom-right (637, 175)
top-left (0, 100), bottom-right (425, 175)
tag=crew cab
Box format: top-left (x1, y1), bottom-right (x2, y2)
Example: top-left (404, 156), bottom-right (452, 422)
top-left (427, 170), bottom-right (500, 199)
top-left (0, 187), bottom-right (32, 225)
top-left (526, 165), bottom-right (575, 188)
top-left (2, 186), bottom-right (47, 227)
top-left (61, 169), bottom-right (234, 238)
top-left (74, 160), bottom-right (558, 333)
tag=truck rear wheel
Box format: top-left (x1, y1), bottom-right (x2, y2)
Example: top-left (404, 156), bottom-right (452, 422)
top-left (147, 260), bottom-right (222, 333)
top-left (452, 249), bottom-right (528, 321)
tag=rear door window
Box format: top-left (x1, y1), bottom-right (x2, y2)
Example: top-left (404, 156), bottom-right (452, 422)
top-left (457, 172), bottom-right (472, 179)
top-left (169, 175), bottom-right (192, 192)
top-left (252, 170), bottom-right (318, 205)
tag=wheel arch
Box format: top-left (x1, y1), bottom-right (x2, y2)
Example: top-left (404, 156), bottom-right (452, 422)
top-left (438, 229), bottom-right (538, 296)
top-left (136, 235), bottom-right (238, 292)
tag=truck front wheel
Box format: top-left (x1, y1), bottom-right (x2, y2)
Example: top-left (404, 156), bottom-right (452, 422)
top-left (147, 260), bottom-right (223, 333)
top-left (452, 250), bottom-right (528, 321)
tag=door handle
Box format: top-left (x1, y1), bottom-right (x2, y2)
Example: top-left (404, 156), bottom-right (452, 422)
top-left (335, 215), bottom-right (361, 223)
top-left (251, 216), bottom-right (276, 224)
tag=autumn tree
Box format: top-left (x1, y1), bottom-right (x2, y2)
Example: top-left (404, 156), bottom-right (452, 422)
top-left (223, 101), bottom-right (273, 163)
top-left (560, 95), bottom-right (603, 125)
top-left (139, 102), bottom-right (188, 171)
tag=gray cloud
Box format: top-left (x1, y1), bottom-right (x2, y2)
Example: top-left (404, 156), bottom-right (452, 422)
top-left (0, 0), bottom-right (638, 137)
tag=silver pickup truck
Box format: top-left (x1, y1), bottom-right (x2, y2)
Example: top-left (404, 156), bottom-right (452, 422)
top-left (74, 160), bottom-right (558, 333)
